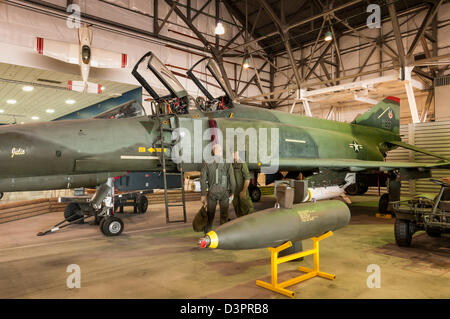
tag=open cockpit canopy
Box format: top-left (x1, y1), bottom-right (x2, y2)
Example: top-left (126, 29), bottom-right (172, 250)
top-left (132, 51), bottom-right (188, 100)
top-left (187, 57), bottom-right (233, 104)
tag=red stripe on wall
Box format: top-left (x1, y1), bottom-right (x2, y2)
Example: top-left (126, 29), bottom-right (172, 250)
top-left (36, 38), bottom-right (43, 54)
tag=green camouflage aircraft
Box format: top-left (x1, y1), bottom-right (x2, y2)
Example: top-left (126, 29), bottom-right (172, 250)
top-left (0, 51), bottom-right (448, 233)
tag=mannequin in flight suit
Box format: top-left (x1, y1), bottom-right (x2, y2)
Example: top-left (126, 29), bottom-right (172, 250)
top-left (200, 144), bottom-right (236, 233)
top-left (232, 151), bottom-right (254, 217)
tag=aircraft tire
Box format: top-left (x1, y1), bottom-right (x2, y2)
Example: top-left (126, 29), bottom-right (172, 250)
top-left (344, 183), bottom-right (359, 196)
top-left (64, 203), bottom-right (84, 224)
top-left (379, 193), bottom-right (390, 214)
top-left (0, 192), bottom-right (3, 200)
top-left (99, 217), bottom-right (106, 230)
top-left (394, 219), bottom-right (412, 247)
top-left (357, 183), bottom-right (369, 195)
top-left (101, 216), bottom-right (124, 236)
top-left (249, 186), bottom-right (261, 203)
top-left (94, 215), bottom-right (103, 226)
top-left (137, 195), bottom-right (148, 214)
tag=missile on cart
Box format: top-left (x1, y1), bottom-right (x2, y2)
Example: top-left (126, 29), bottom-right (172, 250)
top-left (303, 186), bottom-right (346, 202)
top-left (199, 200), bottom-right (350, 250)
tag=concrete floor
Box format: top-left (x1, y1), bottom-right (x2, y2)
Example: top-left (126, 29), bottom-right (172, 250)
top-left (0, 195), bottom-right (449, 299)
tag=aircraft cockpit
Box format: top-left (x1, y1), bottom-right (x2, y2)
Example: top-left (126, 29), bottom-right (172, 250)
top-left (94, 100), bottom-right (146, 120)
top-left (187, 57), bottom-right (234, 113)
top-left (132, 52), bottom-right (190, 115)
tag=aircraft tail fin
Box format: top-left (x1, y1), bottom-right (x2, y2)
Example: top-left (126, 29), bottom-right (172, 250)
top-left (352, 96), bottom-right (400, 134)
top-left (68, 81), bottom-right (103, 94)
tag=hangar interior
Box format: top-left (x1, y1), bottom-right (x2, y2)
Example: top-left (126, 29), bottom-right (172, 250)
top-left (0, 0), bottom-right (449, 299)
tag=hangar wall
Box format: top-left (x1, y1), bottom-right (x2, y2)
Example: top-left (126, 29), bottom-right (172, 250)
top-left (435, 75), bottom-right (450, 121)
top-left (378, 120), bottom-right (450, 196)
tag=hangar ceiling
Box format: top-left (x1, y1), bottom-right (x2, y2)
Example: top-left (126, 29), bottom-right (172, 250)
top-left (0, 63), bottom-right (138, 123)
top-left (224, 0), bottom-right (429, 55)
top-left (2, 0), bottom-right (450, 124)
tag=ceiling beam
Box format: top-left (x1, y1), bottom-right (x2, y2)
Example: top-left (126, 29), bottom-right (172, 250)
top-left (388, 2), bottom-right (406, 80)
top-left (226, 0), bottom-right (362, 53)
top-left (257, 0), bottom-right (303, 91)
top-left (164, 0), bottom-right (236, 99)
top-left (407, 0), bottom-right (444, 56)
top-left (221, 0), bottom-right (271, 56)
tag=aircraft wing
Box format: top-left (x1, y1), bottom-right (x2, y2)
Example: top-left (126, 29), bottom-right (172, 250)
top-left (36, 37), bottom-right (79, 64)
top-left (387, 140), bottom-right (450, 161)
top-left (273, 158), bottom-right (450, 171)
top-left (90, 48), bottom-right (128, 68)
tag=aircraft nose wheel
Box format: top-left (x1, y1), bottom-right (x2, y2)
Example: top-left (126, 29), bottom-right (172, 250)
top-left (100, 216), bottom-right (124, 236)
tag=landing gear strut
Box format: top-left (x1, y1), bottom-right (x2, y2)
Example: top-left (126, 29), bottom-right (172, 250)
top-left (378, 173), bottom-right (400, 215)
top-left (94, 177), bottom-right (123, 236)
top-left (37, 177), bottom-right (125, 237)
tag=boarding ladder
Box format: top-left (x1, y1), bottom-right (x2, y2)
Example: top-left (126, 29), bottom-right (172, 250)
top-left (151, 101), bottom-right (187, 224)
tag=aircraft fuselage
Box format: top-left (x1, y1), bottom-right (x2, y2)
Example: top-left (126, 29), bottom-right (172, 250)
top-left (0, 103), bottom-right (399, 193)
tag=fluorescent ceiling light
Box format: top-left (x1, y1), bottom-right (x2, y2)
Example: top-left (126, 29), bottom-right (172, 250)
top-left (31, 116), bottom-right (39, 120)
top-left (6, 99), bottom-right (16, 104)
top-left (0, 109), bottom-right (4, 113)
top-left (22, 86), bottom-right (34, 92)
top-left (65, 99), bottom-right (76, 105)
top-left (46, 109), bottom-right (55, 114)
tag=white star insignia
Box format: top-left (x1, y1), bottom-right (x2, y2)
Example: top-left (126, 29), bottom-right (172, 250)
top-left (349, 141), bottom-right (363, 152)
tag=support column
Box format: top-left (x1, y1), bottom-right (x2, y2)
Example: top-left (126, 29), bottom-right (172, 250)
top-left (404, 67), bottom-right (420, 124)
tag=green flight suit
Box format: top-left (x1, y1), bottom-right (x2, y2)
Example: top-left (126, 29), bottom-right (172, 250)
top-left (200, 159), bottom-right (236, 233)
top-left (232, 162), bottom-right (254, 217)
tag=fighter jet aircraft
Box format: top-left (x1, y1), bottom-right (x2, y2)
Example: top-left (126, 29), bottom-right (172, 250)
top-left (35, 25), bottom-right (128, 94)
top-left (0, 51), bottom-right (448, 235)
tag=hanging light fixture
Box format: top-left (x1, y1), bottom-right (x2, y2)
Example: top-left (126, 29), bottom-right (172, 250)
top-left (324, 31), bottom-right (333, 42)
top-left (215, 21), bottom-right (225, 35)
top-left (242, 1), bottom-right (250, 70)
top-left (243, 57), bottom-right (250, 69)
top-left (215, 0), bottom-right (225, 35)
